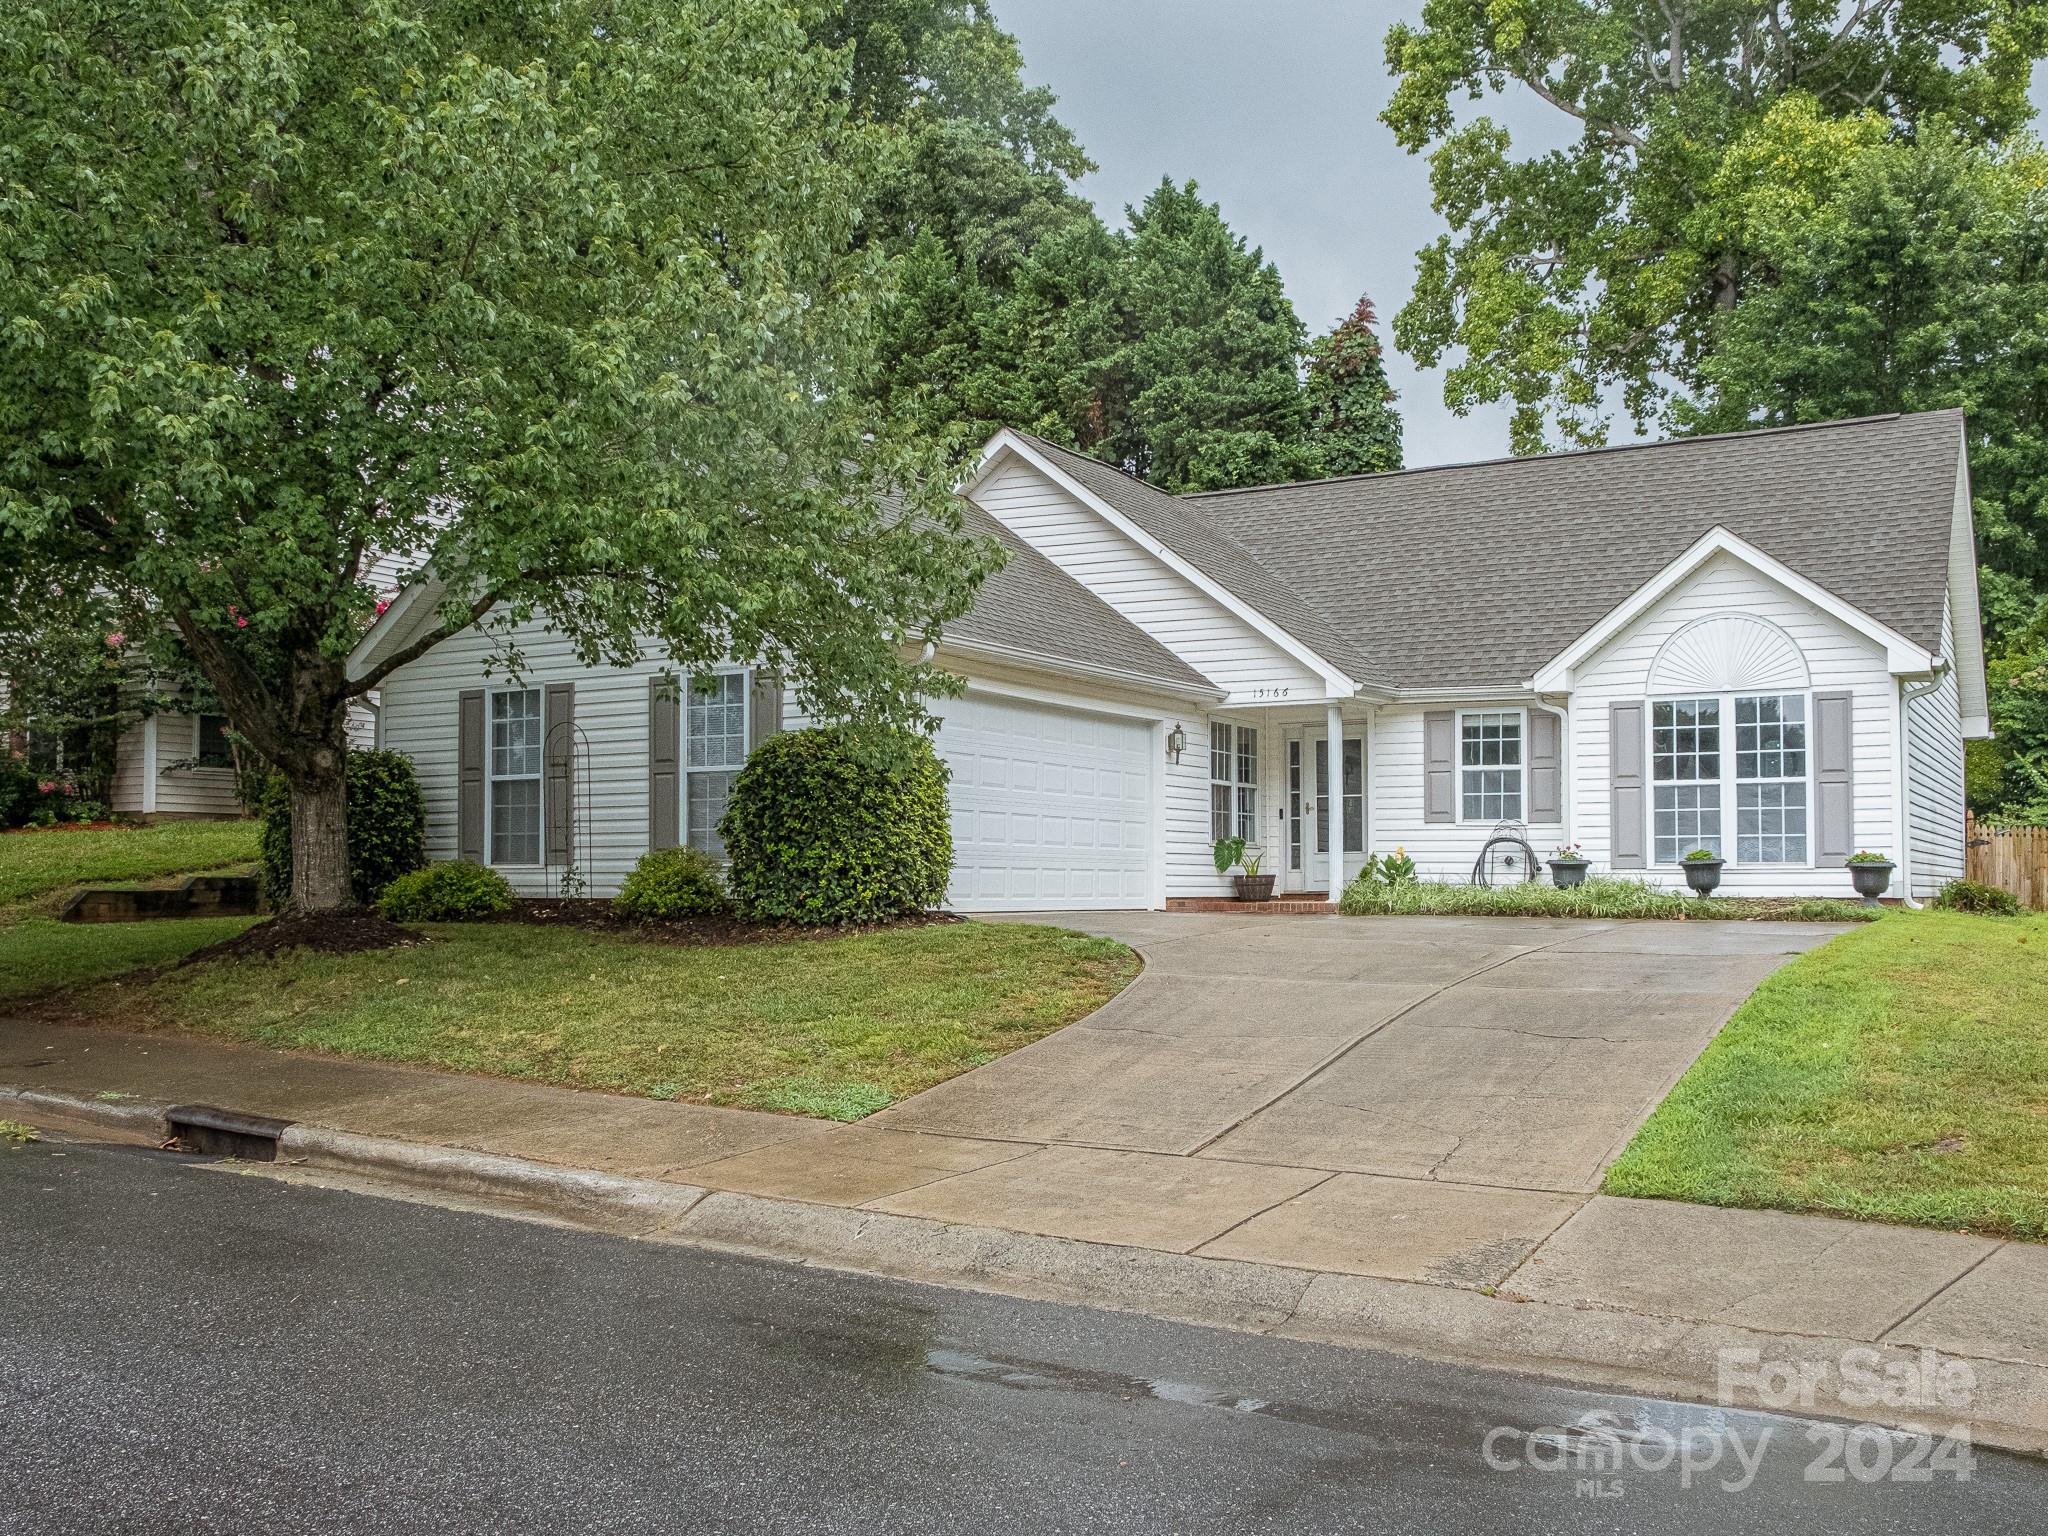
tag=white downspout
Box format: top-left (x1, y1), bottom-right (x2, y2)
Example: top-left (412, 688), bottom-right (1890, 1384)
top-left (1896, 662), bottom-right (1951, 909)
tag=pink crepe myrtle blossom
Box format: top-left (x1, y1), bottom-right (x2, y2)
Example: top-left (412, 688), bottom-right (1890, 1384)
top-left (105, 630), bottom-right (125, 648)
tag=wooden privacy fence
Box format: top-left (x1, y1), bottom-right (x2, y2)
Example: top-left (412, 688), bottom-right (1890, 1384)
top-left (1965, 813), bottom-right (2048, 909)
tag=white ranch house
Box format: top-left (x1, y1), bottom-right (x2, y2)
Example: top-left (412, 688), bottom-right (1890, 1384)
top-left (349, 410), bottom-right (1989, 908)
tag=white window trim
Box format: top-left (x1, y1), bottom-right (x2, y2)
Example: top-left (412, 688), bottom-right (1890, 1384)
top-left (1208, 718), bottom-right (1259, 845)
top-left (681, 667), bottom-right (751, 858)
top-left (1647, 689), bottom-right (1814, 869)
top-left (486, 685), bottom-right (544, 869)
top-left (1456, 707), bottom-right (1527, 825)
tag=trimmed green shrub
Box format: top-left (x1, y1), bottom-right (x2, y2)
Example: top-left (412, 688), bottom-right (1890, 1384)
top-left (0, 758), bottom-right (39, 828)
top-left (615, 846), bottom-right (730, 919)
top-left (722, 726), bottom-right (951, 925)
top-left (377, 861), bottom-right (515, 922)
top-left (259, 749), bottom-right (427, 907)
top-left (1933, 878), bottom-right (2021, 916)
top-left (1337, 873), bottom-right (1877, 923)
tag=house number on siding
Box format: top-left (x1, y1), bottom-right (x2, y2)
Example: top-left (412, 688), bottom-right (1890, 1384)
top-left (1249, 686), bottom-right (1292, 700)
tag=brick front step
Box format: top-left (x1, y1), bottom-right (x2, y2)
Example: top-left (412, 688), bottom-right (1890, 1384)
top-left (1165, 895), bottom-right (1336, 914)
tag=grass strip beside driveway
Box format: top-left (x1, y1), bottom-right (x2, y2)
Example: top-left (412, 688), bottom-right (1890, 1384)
top-left (82, 919), bottom-right (1139, 1121)
top-left (0, 821), bottom-right (259, 907)
top-left (1606, 910), bottom-right (2048, 1240)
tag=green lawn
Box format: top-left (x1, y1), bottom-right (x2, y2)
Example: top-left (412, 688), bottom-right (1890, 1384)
top-left (0, 915), bottom-right (255, 1005)
top-left (0, 821), bottom-right (259, 907)
top-left (80, 919), bottom-right (1139, 1120)
top-left (1606, 910), bottom-right (2048, 1239)
top-left (0, 821), bottom-right (263, 1003)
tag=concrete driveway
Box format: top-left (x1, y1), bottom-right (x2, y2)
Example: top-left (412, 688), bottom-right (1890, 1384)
top-left (875, 911), bottom-right (1841, 1196)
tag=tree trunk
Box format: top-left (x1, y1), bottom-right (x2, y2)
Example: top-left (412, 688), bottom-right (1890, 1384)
top-left (288, 750), bottom-right (352, 912)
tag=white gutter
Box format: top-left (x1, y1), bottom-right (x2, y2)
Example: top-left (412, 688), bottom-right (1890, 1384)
top-left (1895, 660), bottom-right (1952, 909)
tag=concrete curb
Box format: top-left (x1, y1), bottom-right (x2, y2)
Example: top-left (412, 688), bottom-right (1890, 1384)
top-left (0, 1084), bottom-right (169, 1136)
top-left (278, 1125), bottom-right (712, 1231)
top-left (14, 1086), bottom-right (2048, 1458)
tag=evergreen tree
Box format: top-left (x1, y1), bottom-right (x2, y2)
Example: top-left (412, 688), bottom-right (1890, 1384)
top-left (1115, 179), bottom-right (1312, 493)
top-left (1302, 296), bottom-right (1404, 476)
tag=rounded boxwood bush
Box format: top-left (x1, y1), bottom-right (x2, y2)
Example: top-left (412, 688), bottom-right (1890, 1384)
top-left (259, 749), bottom-right (428, 907)
top-left (378, 861), bottom-right (515, 922)
top-left (722, 726), bottom-right (951, 925)
top-left (1933, 878), bottom-right (2021, 916)
top-left (615, 846), bottom-right (730, 920)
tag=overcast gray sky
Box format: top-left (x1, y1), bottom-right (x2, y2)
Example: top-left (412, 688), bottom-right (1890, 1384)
top-left (995, 1), bottom-right (2048, 469)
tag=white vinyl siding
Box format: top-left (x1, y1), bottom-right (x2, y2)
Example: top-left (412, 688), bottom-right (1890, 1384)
top-left (971, 458), bottom-right (1324, 702)
top-left (1906, 596), bottom-right (1967, 895)
top-left (109, 713), bottom-right (242, 819)
top-left (379, 624), bottom-right (674, 896)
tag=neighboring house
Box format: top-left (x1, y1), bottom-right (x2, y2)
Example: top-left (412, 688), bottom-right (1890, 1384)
top-left (109, 710), bottom-right (242, 820)
top-left (349, 410), bottom-right (1988, 908)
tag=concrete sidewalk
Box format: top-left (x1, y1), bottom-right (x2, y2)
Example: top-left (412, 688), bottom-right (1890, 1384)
top-left (5, 1013), bottom-right (2045, 1454)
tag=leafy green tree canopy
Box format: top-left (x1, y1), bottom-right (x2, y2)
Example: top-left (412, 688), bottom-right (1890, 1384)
top-left (1302, 295), bottom-right (1406, 476)
top-left (1383, 0), bottom-right (2048, 450)
top-left (0, 0), bottom-right (995, 910)
top-left (1685, 128), bottom-right (2048, 815)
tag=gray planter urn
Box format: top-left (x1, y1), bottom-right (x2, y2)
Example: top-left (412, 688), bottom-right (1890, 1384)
top-left (1681, 858), bottom-right (1725, 898)
top-left (1548, 858), bottom-right (1591, 889)
top-left (1847, 859), bottom-right (1895, 907)
top-left (1233, 874), bottom-right (1276, 902)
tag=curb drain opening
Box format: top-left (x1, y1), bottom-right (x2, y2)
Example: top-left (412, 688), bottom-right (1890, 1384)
top-left (163, 1104), bottom-right (292, 1162)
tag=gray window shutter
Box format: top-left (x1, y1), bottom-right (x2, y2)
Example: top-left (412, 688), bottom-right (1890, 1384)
top-left (748, 669), bottom-right (781, 754)
top-left (1814, 690), bottom-right (1855, 863)
top-left (544, 681), bottom-right (574, 867)
top-left (648, 675), bottom-right (681, 851)
top-left (1423, 710), bottom-right (1455, 824)
top-left (1609, 700), bottom-right (1646, 869)
top-left (457, 689), bottom-right (485, 864)
top-left (1528, 709), bottom-right (1562, 824)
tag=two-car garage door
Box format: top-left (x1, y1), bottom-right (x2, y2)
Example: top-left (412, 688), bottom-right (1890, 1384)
top-left (933, 692), bottom-right (1155, 911)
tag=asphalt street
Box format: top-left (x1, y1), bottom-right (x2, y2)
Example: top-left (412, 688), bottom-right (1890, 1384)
top-left (2, 1134), bottom-right (2041, 1534)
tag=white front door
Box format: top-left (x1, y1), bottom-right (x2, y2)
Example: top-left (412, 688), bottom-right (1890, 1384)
top-left (932, 692), bottom-right (1156, 911)
top-left (1286, 730), bottom-right (1364, 893)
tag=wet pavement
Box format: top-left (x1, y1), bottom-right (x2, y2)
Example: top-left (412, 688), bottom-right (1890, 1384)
top-left (4, 1135), bottom-right (2041, 1534)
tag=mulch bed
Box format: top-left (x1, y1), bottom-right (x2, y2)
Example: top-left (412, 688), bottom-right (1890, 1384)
top-left (181, 911), bottom-right (423, 965)
top-left (504, 898), bottom-right (963, 948)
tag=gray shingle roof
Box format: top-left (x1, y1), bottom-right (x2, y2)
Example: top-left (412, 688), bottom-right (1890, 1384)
top-left (1014, 434), bottom-right (1389, 687)
top-left (1168, 410), bottom-right (1966, 691)
top-left (949, 502), bottom-right (1217, 694)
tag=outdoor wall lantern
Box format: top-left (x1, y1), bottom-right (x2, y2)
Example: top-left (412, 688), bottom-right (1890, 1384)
top-left (1166, 723), bottom-right (1187, 764)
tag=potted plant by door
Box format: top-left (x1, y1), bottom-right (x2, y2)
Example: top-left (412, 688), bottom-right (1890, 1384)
top-left (1846, 850), bottom-right (1896, 907)
top-left (1213, 836), bottom-right (1275, 902)
top-left (1681, 847), bottom-right (1724, 897)
top-left (1547, 843), bottom-right (1591, 889)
